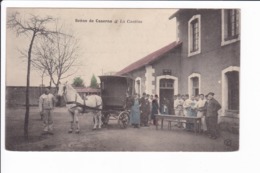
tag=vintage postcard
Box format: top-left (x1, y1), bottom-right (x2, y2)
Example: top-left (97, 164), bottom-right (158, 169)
top-left (3, 1), bottom-right (260, 173)
top-left (4, 7), bottom-right (240, 152)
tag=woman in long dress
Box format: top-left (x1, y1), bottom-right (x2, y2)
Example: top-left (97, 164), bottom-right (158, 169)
top-left (130, 93), bottom-right (141, 128)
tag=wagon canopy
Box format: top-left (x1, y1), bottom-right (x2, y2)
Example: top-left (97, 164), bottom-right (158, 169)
top-left (99, 75), bottom-right (135, 110)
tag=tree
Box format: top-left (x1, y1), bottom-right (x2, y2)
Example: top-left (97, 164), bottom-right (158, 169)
top-left (31, 23), bottom-right (79, 89)
top-left (72, 77), bottom-right (85, 87)
top-left (7, 12), bottom-right (57, 139)
top-left (90, 74), bottom-right (98, 88)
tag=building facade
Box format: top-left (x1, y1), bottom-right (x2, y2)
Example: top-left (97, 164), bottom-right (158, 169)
top-left (117, 9), bottom-right (240, 118)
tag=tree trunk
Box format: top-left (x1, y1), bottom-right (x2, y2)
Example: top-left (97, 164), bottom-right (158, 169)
top-left (24, 32), bottom-right (36, 140)
top-left (49, 78), bottom-right (52, 89)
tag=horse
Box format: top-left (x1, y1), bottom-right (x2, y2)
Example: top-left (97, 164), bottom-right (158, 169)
top-left (57, 82), bottom-right (103, 132)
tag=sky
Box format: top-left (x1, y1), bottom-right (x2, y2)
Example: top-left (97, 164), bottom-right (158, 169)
top-left (6, 8), bottom-right (177, 86)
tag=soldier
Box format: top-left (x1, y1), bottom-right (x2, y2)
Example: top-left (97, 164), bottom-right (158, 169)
top-left (140, 94), bottom-right (151, 126)
top-left (205, 92), bottom-right (221, 139)
top-left (39, 88), bottom-right (56, 135)
top-left (140, 92), bottom-right (146, 126)
top-left (183, 94), bottom-right (192, 130)
top-left (149, 95), bottom-right (154, 125)
top-left (151, 95), bottom-right (160, 125)
top-left (196, 94), bottom-right (207, 133)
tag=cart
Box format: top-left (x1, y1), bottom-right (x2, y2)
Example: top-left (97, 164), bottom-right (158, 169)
top-left (99, 75), bottom-right (135, 128)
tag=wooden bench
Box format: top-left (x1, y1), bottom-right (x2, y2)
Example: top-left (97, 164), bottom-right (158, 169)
top-left (155, 114), bottom-right (202, 135)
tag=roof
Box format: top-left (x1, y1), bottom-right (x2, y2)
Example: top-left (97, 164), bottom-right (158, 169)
top-left (99, 75), bottom-right (134, 81)
top-left (74, 87), bottom-right (100, 93)
top-left (169, 9), bottom-right (180, 20)
top-left (116, 41), bottom-right (182, 75)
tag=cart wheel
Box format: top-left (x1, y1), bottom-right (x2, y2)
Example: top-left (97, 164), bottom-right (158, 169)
top-left (102, 113), bottom-right (110, 126)
top-left (118, 111), bottom-right (129, 129)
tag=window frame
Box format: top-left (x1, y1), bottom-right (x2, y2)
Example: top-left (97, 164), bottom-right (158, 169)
top-left (188, 73), bottom-right (201, 97)
top-left (221, 9), bottom-right (240, 46)
top-left (188, 14), bottom-right (201, 57)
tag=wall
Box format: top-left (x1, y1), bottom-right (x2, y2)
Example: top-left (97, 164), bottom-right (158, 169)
top-left (6, 86), bottom-right (57, 106)
top-left (152, 48), bottom-right (182, 95)
top-left (124, 67), bottom-right (146, 94)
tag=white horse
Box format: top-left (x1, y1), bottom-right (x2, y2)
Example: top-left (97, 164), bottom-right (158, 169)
top-left (57, 82), bottom-right (103, 132)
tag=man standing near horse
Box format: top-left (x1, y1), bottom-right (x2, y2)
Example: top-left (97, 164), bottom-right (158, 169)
top-left (39, 88), bottom-right (56, 135)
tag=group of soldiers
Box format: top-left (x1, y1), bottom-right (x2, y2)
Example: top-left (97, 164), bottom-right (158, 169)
top-left (172, 92), bottom-right (221, 139)
top-left (127, 91), bottom-right (221, 139)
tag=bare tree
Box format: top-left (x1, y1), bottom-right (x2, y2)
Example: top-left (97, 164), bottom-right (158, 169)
top-left (7, 12), bottom-right (57, 139)
top-left (32, 25), bottom-right (79, 89)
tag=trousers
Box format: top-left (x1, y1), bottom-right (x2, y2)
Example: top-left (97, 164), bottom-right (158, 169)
top-left (43, 109), bottom-right (53, 132)
top-left (206, 116), bottom-right (218, 137)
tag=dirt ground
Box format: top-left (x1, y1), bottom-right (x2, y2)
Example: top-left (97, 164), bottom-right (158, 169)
top-left (5, 107), bottom-right (238, 151)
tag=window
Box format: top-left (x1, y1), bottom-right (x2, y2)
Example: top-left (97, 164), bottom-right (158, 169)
top-left (188, 73), bottom-right (201, 97)
top-left (191, 19), bottom-right (199, 52)
top-left (160, 79), bottom-right (174, 89)
top-left (188, 15), bottom-right (201, 57)
top-left (222, 9), bottom-right (240, 46)
top-left (191, 77), bottom-right (199, 96)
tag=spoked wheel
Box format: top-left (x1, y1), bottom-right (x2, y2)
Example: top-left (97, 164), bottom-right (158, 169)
top-left (118, 111), bottom-right (130, 129)
top-left (102, 113), bottom-right (110, 127)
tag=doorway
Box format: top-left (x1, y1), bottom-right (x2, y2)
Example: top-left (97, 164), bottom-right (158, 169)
top-left (226, 71), bottom-right (239, 111)
top-left (159, 79), bottom-right (174, 114)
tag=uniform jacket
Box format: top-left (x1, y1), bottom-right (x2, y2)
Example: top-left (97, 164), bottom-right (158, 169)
top-left (39, 93), bottom-right (55, 112)
top-left (206, 98), bottom-right (221, 117)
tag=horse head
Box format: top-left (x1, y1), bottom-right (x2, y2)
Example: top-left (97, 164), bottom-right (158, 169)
top-left (57, 82), bottom-right (84, 105)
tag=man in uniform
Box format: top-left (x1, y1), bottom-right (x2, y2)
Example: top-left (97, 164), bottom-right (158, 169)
top-left (39, 88), bottom-right (56, 135)
top-left (205, 92), bottom-right (221, 139)
top-left (140, 92), bottom-right (147, 126)
top-left (196, 94), bottom-right (207, 133)
top-left (149, 95), bottom-right (154, 125)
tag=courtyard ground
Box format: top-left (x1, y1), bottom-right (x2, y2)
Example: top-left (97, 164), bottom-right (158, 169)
top-left (5, 106), bottom-right (238, 151)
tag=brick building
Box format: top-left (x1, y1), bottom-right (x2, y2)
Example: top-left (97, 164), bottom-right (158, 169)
top-left (117, 9), bottom-right (240, 119)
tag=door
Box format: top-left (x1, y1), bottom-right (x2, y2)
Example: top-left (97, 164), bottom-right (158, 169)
top-left (159, 79), bottom-right (174, 114)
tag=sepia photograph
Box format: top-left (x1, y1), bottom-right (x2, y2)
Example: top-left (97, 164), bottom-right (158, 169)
top-left (4, 7), bottom-right (240, 152)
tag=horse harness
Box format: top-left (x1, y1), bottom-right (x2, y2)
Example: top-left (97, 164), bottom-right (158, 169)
top-left (62, 85), bottom-right (102, 112)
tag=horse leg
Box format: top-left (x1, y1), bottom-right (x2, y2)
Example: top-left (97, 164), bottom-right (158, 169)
top-left (93, 112), bottom-right (97, 130)
top-left (74, 109), bottom-right (80, 133)
top-left (98, 111), bottom-right (102, 129)
top-left (68, 109), bottom-right (74, 133)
